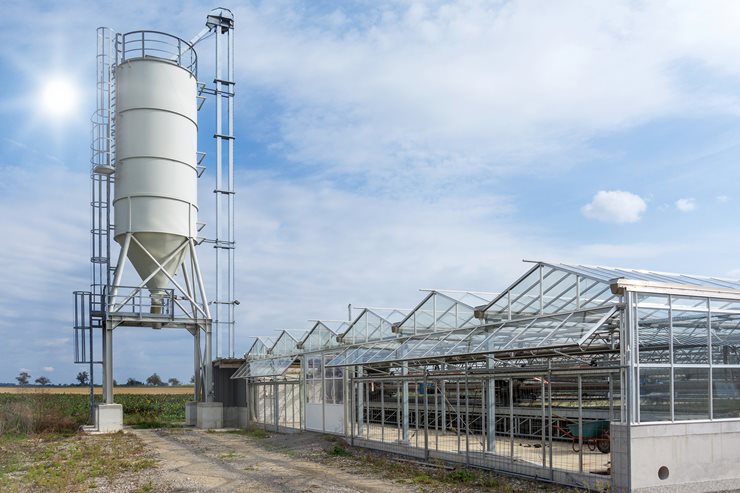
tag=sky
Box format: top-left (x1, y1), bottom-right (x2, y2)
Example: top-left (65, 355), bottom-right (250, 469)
top-left (2, 0), bottom-right (740, 384)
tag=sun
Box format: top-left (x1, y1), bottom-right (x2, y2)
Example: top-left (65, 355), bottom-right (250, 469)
top-left (39, 77), bottom-right (79, 118)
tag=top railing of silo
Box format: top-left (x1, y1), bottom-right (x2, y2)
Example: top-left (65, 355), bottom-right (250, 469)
top-left (119, 31), bottom-right (197, 77)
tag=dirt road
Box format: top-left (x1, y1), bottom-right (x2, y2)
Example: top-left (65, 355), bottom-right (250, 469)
top-left (130, 428), bottom-right (422, 493)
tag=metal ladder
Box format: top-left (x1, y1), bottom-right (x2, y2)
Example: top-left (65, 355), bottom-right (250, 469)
top-left (74, 27), bottom-right (118, 421)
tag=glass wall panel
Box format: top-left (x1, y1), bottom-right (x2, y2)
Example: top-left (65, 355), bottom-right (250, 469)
top-left (306, 356), bottom-right (322, 403)
top-left (711, 312), bottom-right (740, 366)
top-left (639, 368), bottom-right (671, 422)
top-left (709, 299), bottom-right (740, 312)
top-left (637, 293), bottom-right (670, 307)
top-left (713, 368), bottom-right (740, 419)
top-left (323, 354), bottom-right (343, 404)
top-left (673, 367), bottom-right (709, 420)
top-left (638, 308), bottom-right (670, 364)
top-left (671, 296), bottom-right (707, 311)
top-left (671, 309), bottom-right (709, 365)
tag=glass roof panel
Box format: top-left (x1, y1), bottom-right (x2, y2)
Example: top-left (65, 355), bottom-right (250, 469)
top-left (271, 330), bottom-right (303, 356)
top-left (553, 263), bottom-right (740, 290)
top-left (230, 361), bottom-right (249, 379)
top-left (328, 307), bottom-right (616, 366)
top-left (579, 279), bottom-right (616, 308)
top-left (483, 264), bottom-right (617, 322)
top-left (357, 339), bottom-right (402, 364)
top-left (396, 291), bottom-right (484, 336)
top-left (246, 356), bottom-right (298, 378)
top-left (340, 309), bottom-right (401, 344)
top-left (245, 337), bottom-right (274, 359)
top-left (301, 322), bottom-right (339, 352)
top-left (508, 268), bottom-right (541, 317)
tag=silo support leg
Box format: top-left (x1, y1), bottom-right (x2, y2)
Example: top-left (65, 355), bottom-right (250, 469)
top-left (104, 323), bottom-right (114, 404)
top-left (205, 325), bottom-right (213, 402)
top-left (194, 329), bottom-right (202, 401)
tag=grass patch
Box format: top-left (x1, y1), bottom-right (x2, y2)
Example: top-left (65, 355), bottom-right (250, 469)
top-left (411, 473), bottom-right (437, 485)
top-left (0, 432), bottom-right (157, 492)
top-left (446, 468), bottom-right (476, 483)
top-left (225, 427), bottom-right (270, 439)
top-left (218, 451), bottom-right (241, 460)
top-left (133, 481), bottom-right (155, 493)
top-left (327, 445), bottom-right (352, 457)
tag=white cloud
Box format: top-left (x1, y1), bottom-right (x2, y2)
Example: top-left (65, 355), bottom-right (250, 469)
top-left (675, 198), bottom-right (696, 212)
top-left (43, 366), bottom-right (55, 373)
top-left (232, 1), bottom-right (740, 185)
top-left (581, 190), bottom-right (647, 224)
top-left (716, 195), bottom-right (729, 203)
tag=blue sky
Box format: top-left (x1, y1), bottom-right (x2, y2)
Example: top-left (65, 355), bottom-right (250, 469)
top-left (2, 0), bottom-right (740, 384)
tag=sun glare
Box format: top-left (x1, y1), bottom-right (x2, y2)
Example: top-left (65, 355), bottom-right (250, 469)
top-left (40, 77), bottom-right (79, 118)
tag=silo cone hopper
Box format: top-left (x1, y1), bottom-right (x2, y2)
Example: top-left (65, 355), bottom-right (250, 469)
top-left (120, 233), bottom-right (188, 314)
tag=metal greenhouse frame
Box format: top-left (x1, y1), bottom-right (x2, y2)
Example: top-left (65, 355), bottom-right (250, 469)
top-left (235, 262), bottom-right (740, 491)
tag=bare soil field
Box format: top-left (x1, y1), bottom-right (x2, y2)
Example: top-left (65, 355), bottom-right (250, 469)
top-left (123, 427), bottom-right (568, 493)
top-left (0, 386), bottom-right (194, 395)
top-left (1, 425), bottom-right (572, 492)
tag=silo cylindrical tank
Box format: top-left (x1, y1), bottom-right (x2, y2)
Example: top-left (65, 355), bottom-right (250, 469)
top-left (113, 53), bottom-right (198, 311)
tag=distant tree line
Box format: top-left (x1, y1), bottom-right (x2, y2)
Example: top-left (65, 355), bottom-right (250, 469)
top-left (8, 370), bottom-right (190, 387)
top-left (15, 371), bottom-right (52, 386)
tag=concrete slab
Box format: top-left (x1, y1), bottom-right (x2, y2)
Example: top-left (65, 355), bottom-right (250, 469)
top-left (185, 401), bottom-right (198, 426)
top-left (95, 403), bottom-right (123, 433)
top-left (196, 402), bottom-right (223, 429)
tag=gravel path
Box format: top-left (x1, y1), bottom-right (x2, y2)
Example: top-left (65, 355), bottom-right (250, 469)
top-left (130, 428), bottom-right (422, 493)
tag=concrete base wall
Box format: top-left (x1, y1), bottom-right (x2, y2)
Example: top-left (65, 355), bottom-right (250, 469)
top-left (185, 402), bottom-right (198, 426)
top-left (219, 406), bottom-right (249, 428)
top-left (196, 402), bottom-right (223, 429)
top-left (223, 406), bottom-right (243, 428)
top-left (613, 420), bottom-right (740, 492)
top-left (238, 407), bottom-right (250, 428)
top-left (95, 404), bottom-right (123, 433)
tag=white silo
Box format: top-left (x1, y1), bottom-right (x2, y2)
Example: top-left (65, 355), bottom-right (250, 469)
top-left (113, 54), bottom-right (198, 312)
top-left (74, 10), bottom-right (236, 433)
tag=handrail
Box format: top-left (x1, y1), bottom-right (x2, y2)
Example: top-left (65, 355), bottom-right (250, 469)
top-left (119, 30), bottom-right (197, 77)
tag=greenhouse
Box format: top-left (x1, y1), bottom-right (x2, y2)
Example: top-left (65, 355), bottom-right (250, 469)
top-left (232, 261), bottom-right (740, 492)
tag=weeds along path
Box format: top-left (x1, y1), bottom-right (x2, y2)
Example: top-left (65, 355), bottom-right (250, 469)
top-left (133, 428), bottom-right (419, 493)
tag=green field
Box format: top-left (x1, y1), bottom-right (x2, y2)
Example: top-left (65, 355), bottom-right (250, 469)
top-left (0, 392), bottom-right (191, 434)
top-left (0, 393), bottom-right (191, 492)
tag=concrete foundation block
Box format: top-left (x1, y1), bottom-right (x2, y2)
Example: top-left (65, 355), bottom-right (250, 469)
top-left (196, 402), bottom-right (223, 429)
top-left (223, 406), bottom-right (239, 428)
top-left (238, 407), bottom-right (250, 428)
top-left (185, 401), bottom-right (198, 426)
top-left (218, 406), bottom-right (250, 428)
top-left (95, 403), bottom-right (123, 433)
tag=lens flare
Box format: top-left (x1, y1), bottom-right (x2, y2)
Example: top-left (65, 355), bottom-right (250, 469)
top-left (40, 77), bottom-right (78, 118)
